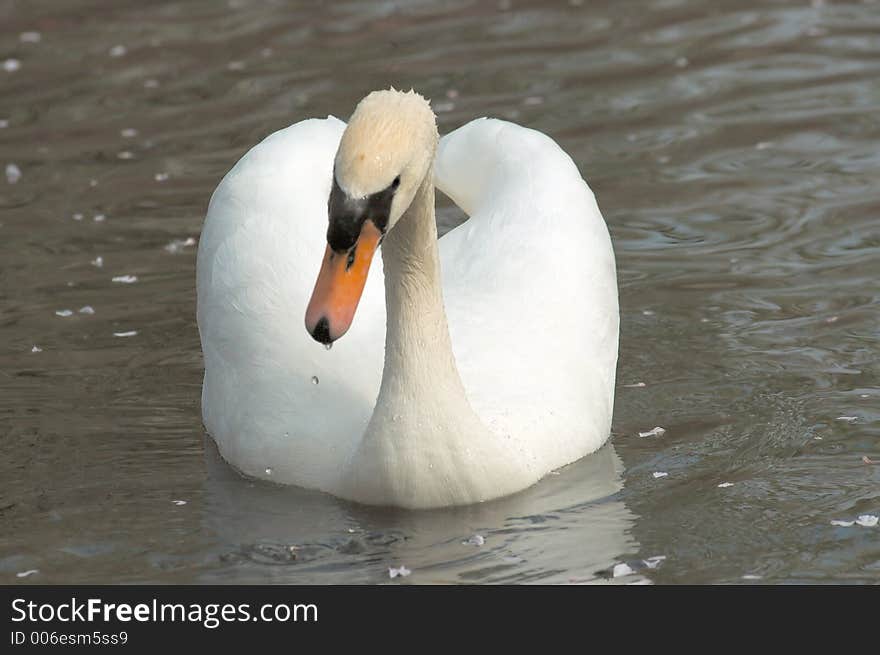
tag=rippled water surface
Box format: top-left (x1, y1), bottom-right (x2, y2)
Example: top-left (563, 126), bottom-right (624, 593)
top-left (2, 0), bottom-right (879, 584)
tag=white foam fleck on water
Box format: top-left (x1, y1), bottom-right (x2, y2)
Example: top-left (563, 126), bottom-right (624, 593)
top-left (755, 141), bottom-right (773, 150)
top-left (652, 471), bottom-right (668, 479)
top-left (154, 172), bottom-right (169, 182)
top-left (5, 163), bottom-right (21, 184)
top-left (227, 61), bottom-right (246, 71)
top-left (644, 555), bottom-right (666, 568)
top-left (612, 563), bottom-right (635, 578)
top-left (143, 78), bottom-right (159, 88)
top-left (639, 426), bottom-right (666, 438)
top-left (55, 309), bottom-right (73, 317)
top-left (624, 382), bottom-right (646, 388)
top-left (120, 127), bottom-right (138, 138)
top-left (264, 467), bottom-right (273, 476)
top-left (78, 306), bottom-right (95, 315)
top-left (113, 330), bottom-right (137, 337)
top-left (117, 151), bottom-right (134, 160)
top-left (463, 534), bottom-right (485, 546)
top-left (20, 31), bottom-right (41, 43)
top-left (717, 482), bottom-right (734, 488)
top-left (830, 520), bottom-right (854, 527)
top-left (72, 212), bottom-right (83, 221)
top-left (93, 213), bottom-right (106, 222)
top-left (91, 256), bottom-right (104, 267)
top-left (16, 569), bottom-right (39, 578)
top-left (112, 275), bottom-right (138, 283)
top-left (741, 574), bottom-right (762, 580)
top-left (172, 500), bottom-right (187, 506)
top-left (0, 119), bottom-right (8, 128)
top-left (675, 56), bottom-right (689, 67)
top-left (388, 565), bottom-right (411, 579)
top-left (31, 345), bottom-right (42, 353)
top-left (835, 416), bottom-right (858, 422)
top-left (3, 59), bottom-right (21, 73)
top-left (433, 101), bottom-right (455, 113)
top-left (164, 237), bottom-right (196, 253)
top-left (855, 515), bottom-right (878, 527)
top-left (523, 96), bottom-right (544, 106)
top-left (109, 44), bottom-right (127, 57)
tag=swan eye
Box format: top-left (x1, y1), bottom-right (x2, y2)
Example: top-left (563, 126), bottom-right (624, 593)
top-left (391, 176), bottom-right (401, 190)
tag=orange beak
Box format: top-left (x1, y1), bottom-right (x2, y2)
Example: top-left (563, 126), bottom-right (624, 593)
top-left (305, 220), bottom-right (382, 344)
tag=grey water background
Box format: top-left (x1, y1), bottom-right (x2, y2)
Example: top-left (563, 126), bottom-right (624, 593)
top-left (1, 0), bottom-right (878, 584)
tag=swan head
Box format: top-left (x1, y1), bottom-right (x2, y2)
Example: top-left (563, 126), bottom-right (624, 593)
top-left (305, 89), bottom-right (438, 344)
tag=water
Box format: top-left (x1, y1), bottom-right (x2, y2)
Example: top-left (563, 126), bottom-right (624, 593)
top-left (2, 0), bottom-right (878, 584)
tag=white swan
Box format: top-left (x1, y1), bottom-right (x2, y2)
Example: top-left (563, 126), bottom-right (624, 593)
top-left (197, 89), bottom-right (619, 509)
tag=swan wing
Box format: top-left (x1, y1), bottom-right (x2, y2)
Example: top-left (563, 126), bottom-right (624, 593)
top-left (197, 117), bottom-right (386, 489)
top-left (435, 118), bottom-right (619, 472)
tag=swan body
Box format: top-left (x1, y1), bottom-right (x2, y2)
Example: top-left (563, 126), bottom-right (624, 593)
top-left (197, 90), bottom-right (618, 509)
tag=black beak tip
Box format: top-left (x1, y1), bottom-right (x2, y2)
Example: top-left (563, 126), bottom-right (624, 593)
top-left (311, 316), bottom-right (333, 345)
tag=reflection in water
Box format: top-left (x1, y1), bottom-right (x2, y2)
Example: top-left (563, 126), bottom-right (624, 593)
top-left (201, 440), bottom-right (638, 584)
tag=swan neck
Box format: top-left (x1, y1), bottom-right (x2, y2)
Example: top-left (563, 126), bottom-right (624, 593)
top-left (346, 164), bottom-right (519, 507)
top-left (383, 171), bottom-right (440, 312)
top-left (378, 166), bottom-right (462, 395)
